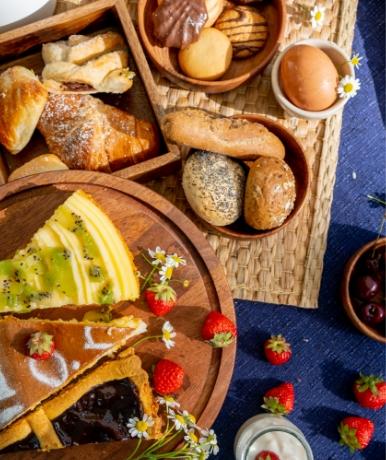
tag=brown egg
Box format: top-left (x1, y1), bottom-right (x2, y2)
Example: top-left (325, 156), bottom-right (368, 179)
top-left (279, 45), bottom-right (339, 111)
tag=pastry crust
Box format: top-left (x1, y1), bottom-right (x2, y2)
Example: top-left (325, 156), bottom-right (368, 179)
top-left (0, 66), bottom-right (48, 154)
top-left (163, 108), bottom-right (285, 160)
top-left (42, 32), bottom-right (126, 65)
top-left (42, 50), bottom-right (129, 89)
top-left (38, 93), bottom-right (159, 171)
top-left (0, 351), bottom-right (161, 452)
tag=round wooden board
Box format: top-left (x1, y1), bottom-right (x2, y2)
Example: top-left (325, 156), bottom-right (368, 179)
top-left (0, 171), bottom-right (236, 460)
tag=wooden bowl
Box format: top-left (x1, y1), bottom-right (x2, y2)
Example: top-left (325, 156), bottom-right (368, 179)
top-left (190, 114), bottom-right (310, 239)
top-left (137, 0), bottom-right (286, 94)
top-left (341, 237), bottom-right (386, 344)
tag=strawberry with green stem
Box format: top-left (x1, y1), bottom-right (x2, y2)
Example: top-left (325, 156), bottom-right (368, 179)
top-left (353, 373), bottom-right (386, 410)
top-left (338, 416), bottom-right (374, 453)
top-left (144, 283), bottom-right (177, 316)
top-left (262, 382), bottom-right (295, 415)
top-left (201, 311), bottom-right (237, 348)
top-left (27, 331), bottom-right (55, 360)
top-left (264, 335), bottom-right (292, 365)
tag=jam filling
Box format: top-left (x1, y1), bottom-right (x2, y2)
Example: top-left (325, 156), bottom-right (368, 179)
top-left (1, 433), bottom-right (40, 453)
top-left (53, 378), bottom-right (143, 446)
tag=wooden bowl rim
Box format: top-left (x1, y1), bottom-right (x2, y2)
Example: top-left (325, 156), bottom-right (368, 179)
top-left (341, 237), bottom-right (386, 344)
top-left (198, 113), bottom-right (310, 240)
top-left (137, 0), bottom-right (287, 90)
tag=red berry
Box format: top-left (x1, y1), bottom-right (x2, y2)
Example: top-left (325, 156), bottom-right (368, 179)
top-left (360, 303), bottom-right (385, 325)
top-left (262, 383), bottom-right (295, 415)
top-left (27, 332), bottom-right (55, 360)
top-left (153, 359), bottom-right (184, 395)
top-left (201, 311), bottom-right (237, 348)
top-left (255, 451), bottom-right (280, 460)
top-left (354, 275), bottom-right (379, 301)
top-left (264, 335), bottom-right (292, 365)
top-left (338, 416), bottom-right (374, 452)
top-left (353, 373), bottom-right (386, 410)
top-left (144, 283), bottom-right (176, 316)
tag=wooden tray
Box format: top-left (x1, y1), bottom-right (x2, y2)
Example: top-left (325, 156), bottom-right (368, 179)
top-left (0, 0), bottom-right (181, 183)
top-left (0, 171), bottom-right (236, 459)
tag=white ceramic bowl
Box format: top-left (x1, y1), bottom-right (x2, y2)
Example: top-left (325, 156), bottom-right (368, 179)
top-left (0, 0), bottom-right (57, 34)
top-left (271, 39), bottom-right (355, 120)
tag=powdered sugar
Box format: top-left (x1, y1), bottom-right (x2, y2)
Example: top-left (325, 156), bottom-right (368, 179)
top-left (28, 351), bottom-right (69, 388)
top-left (84, 326), bottom-right (112, 350)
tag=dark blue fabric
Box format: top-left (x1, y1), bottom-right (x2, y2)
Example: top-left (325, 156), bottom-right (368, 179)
top-left (212, 1), bottom-right (386, 459)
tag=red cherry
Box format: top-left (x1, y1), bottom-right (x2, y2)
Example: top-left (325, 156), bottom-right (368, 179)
top-left (360, 303), bottom-right (385, 325)
top-left (354, 275), bottom-right (380, 301)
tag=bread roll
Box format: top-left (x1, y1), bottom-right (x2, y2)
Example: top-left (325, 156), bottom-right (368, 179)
top-left (42, 32), bottom-right (125, 65)
top-left (0, 66), bottom-right (48, 154)
top-left (163, 109), bottom-right (285, 160)
top-left (244, 157), bottom-right (296, 230)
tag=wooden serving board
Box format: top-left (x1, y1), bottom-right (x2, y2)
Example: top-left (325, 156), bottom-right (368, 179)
top-left (0, 171), bottom-right (235, 460)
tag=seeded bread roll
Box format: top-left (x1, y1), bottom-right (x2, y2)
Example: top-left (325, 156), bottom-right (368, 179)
top-left (163, 108), bottom-right (285, 160)
top-left (244, 157), bottom-right (296, 230)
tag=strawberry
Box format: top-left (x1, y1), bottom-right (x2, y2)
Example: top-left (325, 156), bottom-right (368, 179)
top-left (144, 283), bottom-right (176, 316)
top-left (338, 416), bottom-right (374, 453)
top-left (201, 311), bottom-right (237, 348)
top-left (153, 359), bottom-right (184, 395)
top-left (264, 335), bottom-right (292, 365)
top-left (255, 451), bottom-right (280, 460)
top-left (27, 332), bottom-right (55, 360)
top-left (353, 373), bottom-right (386, 410)
top-left (262, 382), bottom-right (295, 415)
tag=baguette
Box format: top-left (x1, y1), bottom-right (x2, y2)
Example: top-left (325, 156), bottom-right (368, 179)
top-left (162, 108), bottom-right (285, 160)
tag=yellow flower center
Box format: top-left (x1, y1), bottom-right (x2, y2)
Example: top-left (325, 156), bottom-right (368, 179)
top-left (352, 57), bottom-right (359, 65)
top-left (164, 267), bottom-right (173, 279)
top-left (188, 432), bottom-right (198, 443)
top-left (136, 421), bottom-right (148, 432)
top-left (156, 253), bottom-right (166, 262)
top-left (163, 330), bottom-right (171, 340)
top-left (176, 415), bottom-right (185, 425)
top-left (165, 396), bottom-right (175, 403)
top-left (344, 83), bottom-right (353, 93)
top-left (187, 414), bottom-right (196, 424)
top-left (315, 11), bottom-right (322, 20)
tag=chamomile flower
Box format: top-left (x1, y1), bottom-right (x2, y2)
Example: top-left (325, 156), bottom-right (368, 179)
top-left (159, 264), bottom-right (174, 283)
top-left (156, 395), bottom-right (180, 410)
top-left (199, 429), bottom-right (220, 455)
top-left (184, 429), bottom-right (201, 451)
top-left (350, 53), bottom-right (363, 69)
top-left (126, 414), bottom-right (154, 439)
top-left (337, 75), bottom-right (361, 99)
top-left (162, 321), bottom-right (176, 349)
top-left (148, 246), bottom-right (166, 266)
top-left (168, 410), bottom-right (188, 431)
top-left (166, 253), bottom-right (186, 268)
top-left (310, 5), bottom-right (325, 29)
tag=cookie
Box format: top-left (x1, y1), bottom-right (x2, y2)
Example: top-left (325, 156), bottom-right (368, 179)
top-left (215, 6), bottom-right (268, 59)
top-left (178, 28), bottom-right (232, 80)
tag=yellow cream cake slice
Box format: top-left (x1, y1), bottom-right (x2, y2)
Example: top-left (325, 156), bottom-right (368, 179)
top-left (0, 190), bottom-right (140, 313)
top-left (0, 315), bottom-right (146, 430)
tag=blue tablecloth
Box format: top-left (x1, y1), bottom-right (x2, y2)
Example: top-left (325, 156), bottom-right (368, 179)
top-left (213, 1), bottom-right (386, 459)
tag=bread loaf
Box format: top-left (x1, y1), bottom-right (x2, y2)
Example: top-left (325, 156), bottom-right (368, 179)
top-left (162, 109), bottom-right (285, 160)
top-left (244, 157), bottom-right (296, 230)
top-left (38, 93), bottom-right (159, 172)
top-left (0, 66), bottom-right (48, 154)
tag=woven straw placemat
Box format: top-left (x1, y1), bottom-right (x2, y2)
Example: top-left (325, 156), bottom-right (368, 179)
top-left (57, 0), bottom-right (358, 308)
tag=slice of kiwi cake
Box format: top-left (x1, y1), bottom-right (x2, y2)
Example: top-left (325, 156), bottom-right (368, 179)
top-left (0, 190), bottom-right (139, 313)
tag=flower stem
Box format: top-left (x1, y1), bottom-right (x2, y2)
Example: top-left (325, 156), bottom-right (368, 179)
top-left (367, 194), bottom-right (386, 207)
top-left (131, 335), bottom-right (162, 349)
top-left (141, 266), bottom-right (158, 292)
top-left (127, 439), bottom-right (142, 460)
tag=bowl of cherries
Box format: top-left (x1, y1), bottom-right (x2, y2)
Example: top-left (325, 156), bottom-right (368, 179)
top-left (341, 237), bottom-right (386, 344)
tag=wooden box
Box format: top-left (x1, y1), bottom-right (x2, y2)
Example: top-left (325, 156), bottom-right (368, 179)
top-left (0, 0), bottom-right (181, 182)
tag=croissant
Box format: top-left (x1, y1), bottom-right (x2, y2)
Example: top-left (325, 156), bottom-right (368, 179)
top-left (37, 93), bottom-right (159, 172)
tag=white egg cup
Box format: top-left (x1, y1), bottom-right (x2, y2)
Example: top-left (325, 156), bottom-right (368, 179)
top-left (271, 39), bottom-right (355, 120)
top-left (0, 0), bottom-right (57, 34)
